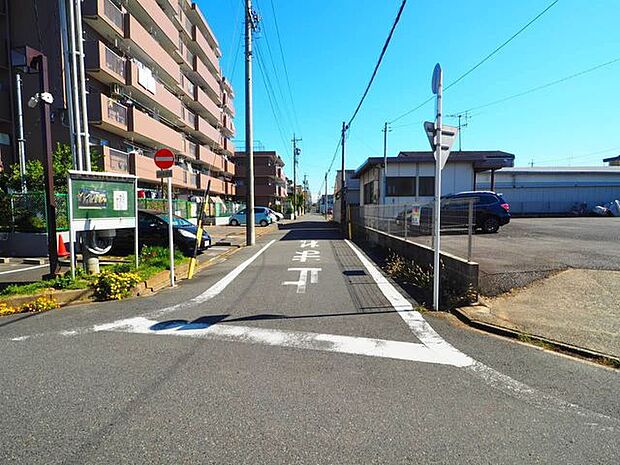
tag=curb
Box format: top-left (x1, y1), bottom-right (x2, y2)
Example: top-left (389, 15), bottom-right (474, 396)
top-left (451, 307), bottom-right (620, 368)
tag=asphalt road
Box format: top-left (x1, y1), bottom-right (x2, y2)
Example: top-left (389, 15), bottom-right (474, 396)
top-left (1, 215), bottom-right (618, 464)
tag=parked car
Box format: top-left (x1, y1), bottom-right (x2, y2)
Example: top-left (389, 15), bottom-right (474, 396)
top-left (229, 207), bottom-right (276, 227)
top-left (112, 209), bottom-right (211, 256)
top-left (396, 191), bottom-right (510, 234)
top-left (267, 208), bottom-right (284, 221)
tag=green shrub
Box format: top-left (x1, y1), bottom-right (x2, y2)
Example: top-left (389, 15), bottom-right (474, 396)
top-left (93, 271), bottom-right (142, 301)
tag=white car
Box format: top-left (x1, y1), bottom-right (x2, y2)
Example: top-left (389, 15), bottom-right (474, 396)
top-left (268, 208), bottom-right (284, 221)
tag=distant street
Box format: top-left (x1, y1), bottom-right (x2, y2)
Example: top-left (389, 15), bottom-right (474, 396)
top-left (1, 215), bottom-right (618, 464)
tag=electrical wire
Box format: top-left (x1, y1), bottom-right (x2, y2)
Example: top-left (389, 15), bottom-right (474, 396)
top-left (389, 0), bottom-right (562, 124)
top-left (454, 56), bottom-right (620, 115)
top-left (346, 0), bottom-right (408, 129)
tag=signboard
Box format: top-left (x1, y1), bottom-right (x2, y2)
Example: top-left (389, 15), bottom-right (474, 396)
top-left (424, 121), bottom-right (458, 170)
top-left (68, 171), bottom-right (137, 232)
top-left (409, 206), bottom-right (421, 226)
top-left (154, 148), bottom-right (175, 169)
top-left (156, 169), bottom-right (173, 178)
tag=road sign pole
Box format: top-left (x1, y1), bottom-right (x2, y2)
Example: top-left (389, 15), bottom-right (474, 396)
top-left (433, 64), bottom-right (443, 311)
top-left (167, 176), bottom-right (175, 287)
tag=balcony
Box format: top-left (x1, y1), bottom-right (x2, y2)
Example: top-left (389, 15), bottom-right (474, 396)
top-left (223, 94), bottom-right (235, 117)
top-left (223, 158), bottom-right (235, 176)
top-left (102, 146), bottom-right (132, 174)
top-left (222, 138), bottom-right (235, 157)
top-left (182, 138), bottom-right (198, 159)
top-left (124, 14), bottom-right (180, 87)
top-left (126, 61), bottom-right (182, 122)
top-left (128, 107), bottom-right (184, 153)
top-left (221, 114), bottom-right (234, 137)
top-left (192, 56), bottom-right (221, 103)
top-left (83, 0), bottom-right (125, 42)
top-left (187, 2), bottom-right (220, 52)
top-left (195, 116), bottom-right (220, 147)
top-left (192, 86), bottom-right (220, 125)
top-left (197, 145), bottom-right (224, 171)
top-left (172, 166), bottom-right (198, 190)
top-left (200, 174), bottom-right (225, 195)
top-left (179, 73), bottom-right (195, 100)
top-left (126, 0), bottom-right (178, 54)
top-left (133, 152), bottom-right (160, 183)
top-left (84, 41), bottom-right (126, 85)
top-left (180, 106), bottom-right (197, 129)
top-left (89, 93), bottom-right (129, 136)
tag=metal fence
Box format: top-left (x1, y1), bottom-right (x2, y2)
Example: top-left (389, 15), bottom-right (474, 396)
top-left (138, 198), bottom-right (244, 219)
top-left (0, 192), bottom-right (69, 233)
top-left (355, 197), bottom-right (476, 262)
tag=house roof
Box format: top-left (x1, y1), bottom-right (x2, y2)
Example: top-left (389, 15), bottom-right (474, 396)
top-left (603, 155), bottom-right (620, 163)
top-left (494, 166), bottom-right (620, 175)
top-left (353, 150), bottom-right (515, 178)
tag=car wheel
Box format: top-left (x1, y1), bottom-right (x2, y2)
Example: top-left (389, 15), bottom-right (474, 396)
top-left (482, 216), bottom-right (500, 234)
top-left (259, 219), bottom-right (269, 227)
top-left (230, 219), bottom-right (239, 226)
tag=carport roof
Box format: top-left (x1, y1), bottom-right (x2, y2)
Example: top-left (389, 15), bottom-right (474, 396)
top-left (353, 150), bottom-right (515, 178)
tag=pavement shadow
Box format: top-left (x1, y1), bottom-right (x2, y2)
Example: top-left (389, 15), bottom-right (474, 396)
top-left (277, 221), bottom-right (342, 241)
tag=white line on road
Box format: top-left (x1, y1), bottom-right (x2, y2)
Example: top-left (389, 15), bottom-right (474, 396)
top-left (282, 268), bottom-right (321, 293)
top-left (94, 317), bottom-right (467, 366)
top-left (149, 239), bottom-right (277, 318)
top-left (344, 239), bottom-right (617, 428)
top-left (0, 264), bottom-right (48, 276)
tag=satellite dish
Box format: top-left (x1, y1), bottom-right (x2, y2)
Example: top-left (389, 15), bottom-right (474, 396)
top-left (431, 63), bottom-right (442, 95)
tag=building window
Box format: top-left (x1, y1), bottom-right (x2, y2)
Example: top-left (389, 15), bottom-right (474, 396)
top-left (363, 181), bottom-right (377, 204)
top-left (386, 177), bottom-right (416, 197)
top-left (418, 176), bottom-right (435, 196)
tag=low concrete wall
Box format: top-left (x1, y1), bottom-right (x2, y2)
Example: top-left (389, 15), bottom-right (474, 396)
top-left (352, 224), bottom-right (479, 304)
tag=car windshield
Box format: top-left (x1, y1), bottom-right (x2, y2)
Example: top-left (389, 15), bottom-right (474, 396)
top-left (157, 214), bottom-right (194, 228)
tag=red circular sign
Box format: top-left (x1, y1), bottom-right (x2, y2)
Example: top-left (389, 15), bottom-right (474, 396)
top-left (154, 148), bottom-right (175, 169)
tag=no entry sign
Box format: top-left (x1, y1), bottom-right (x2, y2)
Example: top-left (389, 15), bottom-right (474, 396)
top-left (154, 148), bottom-right (175, 169)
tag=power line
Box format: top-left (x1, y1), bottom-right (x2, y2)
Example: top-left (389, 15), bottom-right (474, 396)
top-left (454, 56), bottom-right (620, 115)
top-left (535, 146), bottom-right (620, 165)
top-left (269, 0), bottom-right (301, 133)
top-left (389, 0), bottom-right (561, 124)
top-left (347, 0), bottom-right (408, 129)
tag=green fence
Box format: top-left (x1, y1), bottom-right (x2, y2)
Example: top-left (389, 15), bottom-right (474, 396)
top-left (0, 192), bottom-right (69, 233)
top-left (138, 198), bottom-right (243, 219)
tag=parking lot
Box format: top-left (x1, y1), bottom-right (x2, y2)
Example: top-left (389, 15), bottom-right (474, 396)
top-left (438, 217), bottom-right (620, 295)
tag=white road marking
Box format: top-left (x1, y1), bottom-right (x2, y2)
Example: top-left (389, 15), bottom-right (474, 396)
top-left (300, 240), bottom-right (319, 248)
top-left (292, 250), bottom-right (321, 262)
top-left (344, 239), bottom-right (472, 366)
top-left (282, 268), bottom-right (321, 293)
top-left (0, 264), bottom-right (48, 276)
top-left (94, 317), bottom-right (468, 366)
top-left (149, 239), bottom-right (277, 318)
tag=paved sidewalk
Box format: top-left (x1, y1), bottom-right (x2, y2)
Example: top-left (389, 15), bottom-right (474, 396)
top-left (460, 268), bottom-right (620, 359)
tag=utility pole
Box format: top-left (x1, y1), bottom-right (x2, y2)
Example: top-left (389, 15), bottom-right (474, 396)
top-left (15, 73), bottom-right (27, 192)
top-left (292, 134), bottom-right (302, 216)
top-left (245, 0), bottom-right (258, 245)
top-left (324, 172), bottom-right (328, 219)
top-left (340, 121), bottom-right (347, 225)
top-left (456, 111), bottom-right (468, 152)
top-left (303, 174), bottom-right (308, 213)
top-left (382, 121), bottom-right (391, 203)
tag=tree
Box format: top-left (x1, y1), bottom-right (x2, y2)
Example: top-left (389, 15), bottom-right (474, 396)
top-left (0, 143), bottom-right (101, 193)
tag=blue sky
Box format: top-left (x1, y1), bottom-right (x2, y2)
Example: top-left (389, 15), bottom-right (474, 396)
top-left (199, 0), bottom-right (620, 198)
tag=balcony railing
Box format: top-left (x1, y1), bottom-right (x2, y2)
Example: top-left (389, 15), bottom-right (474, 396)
top-left (103, 0), bottom-right (124, 31)
top-left (107, 99), bottom-right (128, 126)
top-left (104, 46), bottom-right (125, 79)
top-left (182, 107), bottom-right (196, 127)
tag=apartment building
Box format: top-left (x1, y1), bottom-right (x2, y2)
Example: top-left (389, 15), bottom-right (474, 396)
top-left (233, 151), bottom-right (288, 210)
top-left (0, 0), bottom-right (236, 200)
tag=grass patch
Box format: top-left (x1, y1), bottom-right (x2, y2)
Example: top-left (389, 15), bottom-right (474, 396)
top-left (0, 272), bottom-right (90, 297)
top-left (517, 334), bottom-right (554, 351)
top-left (599, 357), bottom-right (620, 370)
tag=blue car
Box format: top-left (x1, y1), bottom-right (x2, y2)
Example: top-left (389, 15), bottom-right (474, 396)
top-left (229, 207), bottom-right (276, 227)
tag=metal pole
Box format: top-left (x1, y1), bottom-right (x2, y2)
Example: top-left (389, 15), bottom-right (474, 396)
top-left (15, 73), bottom-right (27, 193)
top-left (59, 0), bottom-right (78, 170)
top-left (340, 121), bottom-right (346, 225)
top-left (293, 134), bottom-right (297, 217)
top-left (324, 172), bottom-right (327, 219)
top-left (33, 54), bottom-right (59, 277)
top-left (245, 0), bottom-right (255, 245)
top-left (167, 176), bottom-right (175, 286)
top-left (67, 0), bottom-right (83, 170)
top-left (134, 178), bottom-right (139, 269)
top-left (68, 176), bottom-right (75, 279)
top-left (74, 0), bottom-right (91, 170)
top-left (383, 122), bottom-right (388, 204)
top-left (432, 66), bottom-right (443, 311)
top-left (467, 198), bottom-right (474, 263)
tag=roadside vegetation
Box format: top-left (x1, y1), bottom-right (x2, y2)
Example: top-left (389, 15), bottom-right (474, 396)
top-left (0, 246), bottom-right (188, 315)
